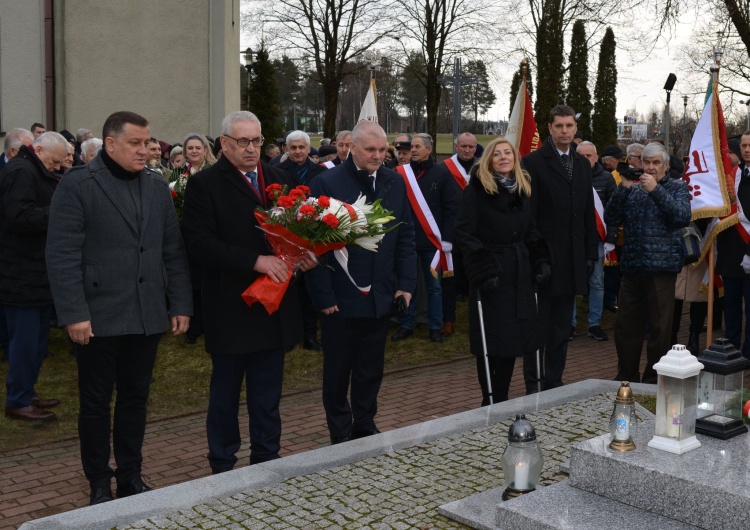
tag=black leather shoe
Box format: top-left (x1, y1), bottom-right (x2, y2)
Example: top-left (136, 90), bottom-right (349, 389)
top-left (351, 427), bottom-right (380, 440)
top-left (303, 337), bottom-right (322, 351)
top-left (429, 329), bottom-right (443, 343)
top-left (116, 476), bottom-right (152, 498)
top-left (90, 485), bottom-right (113, 505)
top-left (391, 328), bottom-right (413, 341)
top-left (330, 435), bottom-right (351, 445)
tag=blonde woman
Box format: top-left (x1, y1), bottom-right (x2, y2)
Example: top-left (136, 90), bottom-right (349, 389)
top-left (454, 137), bottom-right (551, 405)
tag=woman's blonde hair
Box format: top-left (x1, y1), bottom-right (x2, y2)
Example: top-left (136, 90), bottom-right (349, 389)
top-left (475, 136), bottom-right (531, 197)
top-left (183, 132), bottom-right (216, 166)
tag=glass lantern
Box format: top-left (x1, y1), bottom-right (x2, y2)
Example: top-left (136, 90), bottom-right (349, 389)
top-left (500, 414), bottom-right (544, 500)
top-left (648, 344), bottom-right (704, 454)
top-left (609, 381), bottom-right (637, 452)
top-left (696, 338), bottom-right (750, 439)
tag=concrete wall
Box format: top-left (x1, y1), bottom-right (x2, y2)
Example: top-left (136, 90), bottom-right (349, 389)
top-left (0, 0), bottom-right (46, 133)
top-left (54, 0), bottom-right (239, 143)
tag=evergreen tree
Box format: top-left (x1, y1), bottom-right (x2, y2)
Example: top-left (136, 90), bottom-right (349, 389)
top-left (400, 52), bottom-right (428, 132)
top-left (462, 60), bottom-right (496, 127)
top-left (248, 47), bottom-right (284, 149)
top-left (566, 20), bottom-right (593, 141)
top-left (534, 0), bottom-right (566, 140)
top-left (509, 61), bottom-right (534, 117)
top-left (591, 27), bottom-right (618, 150)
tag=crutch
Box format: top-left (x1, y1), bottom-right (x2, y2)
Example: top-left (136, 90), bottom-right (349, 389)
top-left (476, 288), bottom-right (494, 405)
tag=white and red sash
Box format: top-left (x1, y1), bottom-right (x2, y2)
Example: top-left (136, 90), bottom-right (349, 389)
top-left (321, 160), bottom-right (336, 169)
top-left (592, 188), bottom-right (606, 242)
top-left (396, 165), bottom-right (453, 277)
top-left (443, 154), bottom-right (470, 190)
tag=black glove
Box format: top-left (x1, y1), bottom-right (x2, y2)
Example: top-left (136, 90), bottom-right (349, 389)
top-left (535, 263), bottom-right (551, 285)
top-left (481, 276), bottom-right (501, 292)
top-left (392, 294), bottom-right (408, 315)
top-left (586, 259), bottom-right (596, 278)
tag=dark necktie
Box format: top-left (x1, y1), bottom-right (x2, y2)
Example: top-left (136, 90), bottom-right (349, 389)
top-left (245, 171), bottom-right (259, 195)
top-left (297, 164), bottom-right (308, 184)
top-left (369, 175), bottom-right (376, 191)
top-left (561, 154), bottom-right (570, 166)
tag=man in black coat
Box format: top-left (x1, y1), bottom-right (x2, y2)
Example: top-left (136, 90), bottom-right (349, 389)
top-left (1, 132), bottom-right (69, 423)
top-left (522, 105), bottom-right (598, 393)
top-left (279, 130), bottom-right (327, 350)
top-left (305, 121), bottom-right (417, 444)
top-left (391, 133), bottom-right (460, 343)
top-left (182, 111), bottom-right (316, 473)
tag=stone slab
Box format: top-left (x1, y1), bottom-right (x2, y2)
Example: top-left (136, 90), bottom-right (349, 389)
top-left (570, 420), bottom-right (750, 530)
top-left (20, 379), bottom-right (654, 530)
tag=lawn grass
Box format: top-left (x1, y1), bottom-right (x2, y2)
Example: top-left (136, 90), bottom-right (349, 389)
top-left (0, 304), bottom-right (471, 453)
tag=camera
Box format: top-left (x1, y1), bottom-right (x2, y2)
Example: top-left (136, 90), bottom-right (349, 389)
top-left (617, 161), bottom-right (643, 181)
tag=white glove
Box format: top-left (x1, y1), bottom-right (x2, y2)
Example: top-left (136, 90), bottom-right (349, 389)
top-left (603, 242), bottom-right (615, 254)
top-left (441, 241), bottom-right (453, 252)
top-left (742, 255), bottom-right (750, 274)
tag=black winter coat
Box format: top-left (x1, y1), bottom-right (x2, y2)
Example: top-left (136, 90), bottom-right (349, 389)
top-left (455, 173), bottom-right (551, 358)
top-left (0, 145), bottom-right (59, 306)
top-left (404, 158), bottom-right (461, 250)
top-left (182, 157), bottom-right (303, 354)
top-left (523, 140), bottom-right (598, 296)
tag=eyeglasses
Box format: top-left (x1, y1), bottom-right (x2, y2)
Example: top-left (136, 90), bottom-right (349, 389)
top-left (224, 134), bottom-right (264, 148)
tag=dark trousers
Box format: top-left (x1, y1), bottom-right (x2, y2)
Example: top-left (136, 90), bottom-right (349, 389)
top-left (4, 305), bottom-right (53, 408)
top-left (186, 290), bottom-right (203, 340)
top-left (442, 247), bottom-right (466, 323)
top-left (298, 275), bottom-right (319, 340)
top-left (523, 294), bottom-right (573, 393)
top-left (76, 333), bottom-right (161, 487)
top-left (614, 273), bottom-right (676, 383)
top-left (672, 300), bottom-right (708, 340)
top-left (206, 348), bottom-right (285, 473)
top-left (723, 276), bottom-right (750, 358)
top-left (320, 314), bottom-right (390, 438)
top-left (475, 355), bottom-right (516, 405)
top-left (0, 306), bottom-right (9, 361)
top-left (604, 250), bottom-right (622, 307)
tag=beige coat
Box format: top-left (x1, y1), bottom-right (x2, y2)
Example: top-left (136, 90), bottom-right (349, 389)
top-left (674, 260), bottom-right (708, 302)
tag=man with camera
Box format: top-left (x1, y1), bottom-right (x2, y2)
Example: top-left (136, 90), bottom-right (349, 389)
top-left (604, 142), bottom-right (690, 383)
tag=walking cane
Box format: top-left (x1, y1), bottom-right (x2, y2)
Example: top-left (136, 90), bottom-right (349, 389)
top-left (476, 288), bottom-right (494, 405)
top-left (534, 292), bottom-right (542, 394)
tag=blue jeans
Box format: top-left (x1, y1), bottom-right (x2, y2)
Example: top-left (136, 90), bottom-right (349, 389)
top-left (723, 276), bottom-right (750, 358)
top-left (4, 305), bottom-right (53, 408)
top-left (573, 242), bottom-right (605, 327)
top-left (399, 249), bottom-right (442, 330)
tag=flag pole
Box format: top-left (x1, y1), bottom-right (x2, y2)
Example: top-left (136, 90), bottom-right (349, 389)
top-left (705, 33), bottom-right (723, 349)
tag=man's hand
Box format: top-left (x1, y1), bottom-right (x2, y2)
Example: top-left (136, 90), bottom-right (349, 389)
top-left (171, 315), bottom-right (190, 336)
top-left (298, 252), bottom-right (318, 272)
top-left (254, 255), bottom-right (290, 283)
top-left (741, 255), bottom-right (750, 274)
top-left (67, 321), bottom-right (94, 345)
top-left (640, 173), bottom-right (657, 192)
top-left (321, 305), bottom-right (339, 316)
top-left (395, 290), bottom-right (412, 308)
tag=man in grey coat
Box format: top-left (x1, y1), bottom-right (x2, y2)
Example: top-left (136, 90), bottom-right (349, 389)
top-left (46, 111), bottom-right (192, 506)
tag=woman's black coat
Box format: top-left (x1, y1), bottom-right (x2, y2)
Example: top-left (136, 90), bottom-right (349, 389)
top-left (455, 172), bottom-right (550, 358)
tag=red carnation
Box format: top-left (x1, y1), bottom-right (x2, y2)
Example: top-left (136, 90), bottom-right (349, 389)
top-left (266, 183), bottom-right (283, 200)
top-left (171, 190), bottom-right (177, 199)
top-left (322, 213), bottom-right (340, 228)
top-left (299, 204), bottom-right (315, 216)
top-left (289, 188), bottom-right (305, 200)
top-left (277, 195), bottom-right (295, 208)
top-left (297, 185), bottom-right (311, 194)
top-left (318, 196), bottom-right (331, 208)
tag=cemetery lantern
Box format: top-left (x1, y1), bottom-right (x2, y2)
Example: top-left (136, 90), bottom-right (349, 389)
top-left (501, 414), bottom-right (544, 500)
top-left (609, 381), bottom-right (637, 452)
top-left (696, 338), bottom-right (750, 440)
top-left (648, 345), bottom-right (703, 454)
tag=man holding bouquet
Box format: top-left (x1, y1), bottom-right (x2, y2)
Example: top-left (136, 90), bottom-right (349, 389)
top-left (182, 111), bottom-right (316, 473)
top-left (306, 121), bottom-right (417, 444)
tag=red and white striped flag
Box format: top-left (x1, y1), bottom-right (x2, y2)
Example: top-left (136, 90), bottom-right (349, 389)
top-left (505, 78), bottom-right (539, 158)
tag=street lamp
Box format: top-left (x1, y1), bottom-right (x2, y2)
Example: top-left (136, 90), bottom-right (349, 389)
top-left (633, 94), bottom-right (647, 122)
top-left (682, 95), bottom-right (689, 158)
top-left (293, 96), bottom-right (297, 130)
top-left (242, 47), bottom-right (253, 111)
top-left (663, 73), bottom-right (677, 150)
top-left (740, 100), bottom-right (750, 131)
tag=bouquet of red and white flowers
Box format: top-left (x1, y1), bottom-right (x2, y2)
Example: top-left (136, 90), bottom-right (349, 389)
top-left (242, 183), bottom-right (397, 313)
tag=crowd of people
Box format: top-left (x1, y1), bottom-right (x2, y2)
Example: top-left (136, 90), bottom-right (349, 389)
top-left (2, 106), bottom-right (750, 507)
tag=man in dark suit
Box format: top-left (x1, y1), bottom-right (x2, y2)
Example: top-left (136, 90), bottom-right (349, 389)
top-left (306, 121), bottom-right (417, 444)
top-left (279, 130), bottom-right (327, 350)
top-left (182, 111), bottom-right (316, 474)
top-left (522, 104), bottom-right (598, 393)
top-left (46, 111), bottom-right (193, 505)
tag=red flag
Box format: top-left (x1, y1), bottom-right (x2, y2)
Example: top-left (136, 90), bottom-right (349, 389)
top-left (506, 78), bottom-right (540, 158)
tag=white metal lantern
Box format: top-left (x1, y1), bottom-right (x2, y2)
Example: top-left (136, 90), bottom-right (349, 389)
top-left (500, 414), bottom-right (544, 500)
top-left (648, 344), bottom-right (704, 454)
top-left (696, 338), bottom-right (750, 439)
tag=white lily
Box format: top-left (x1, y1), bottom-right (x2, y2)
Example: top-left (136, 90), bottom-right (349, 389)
top-left (352, 234), bottom-right (383, 251)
